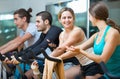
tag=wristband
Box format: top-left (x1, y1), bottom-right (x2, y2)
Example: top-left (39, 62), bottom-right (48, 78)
top-left (31, 64), bottom-right (40, 75)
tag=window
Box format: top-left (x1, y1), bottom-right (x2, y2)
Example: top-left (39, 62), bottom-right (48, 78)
top-left (0, 13), bottom-right (17, 46)
top-left (46, 0), bottom-right (88, 36)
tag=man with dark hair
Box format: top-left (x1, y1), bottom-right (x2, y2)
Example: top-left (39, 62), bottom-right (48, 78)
top-left (11, 11), bottom-right (62, 79)
top-left (0, 8), bottom-right (41, 79)
top-left (13, 11), bottom-right (62, 60)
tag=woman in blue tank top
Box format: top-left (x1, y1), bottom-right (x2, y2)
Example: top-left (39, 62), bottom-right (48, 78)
top-left (66, 1), bottom-right (120, 79)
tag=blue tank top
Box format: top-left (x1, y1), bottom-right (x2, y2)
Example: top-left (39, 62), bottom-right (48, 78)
top-left (93, 25), bottom-right (120, 78)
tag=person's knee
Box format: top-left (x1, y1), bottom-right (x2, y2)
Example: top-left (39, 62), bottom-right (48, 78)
top-left (85, 74), bottom-right (103, 79)
top-left (65, 65), bottom-right (81, 79)
top-left (65, 71), bottom-right (70, 79)
top-left (25, 69), bottom-right (33, 79)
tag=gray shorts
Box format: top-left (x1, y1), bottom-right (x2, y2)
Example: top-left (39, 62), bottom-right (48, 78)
top-left (64, 62), bottom-right (75, 70)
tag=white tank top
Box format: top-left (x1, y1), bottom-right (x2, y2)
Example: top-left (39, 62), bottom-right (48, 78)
top-left (61, 30), bottom-right (93, 66)
top-left (75, 37), bottom-right (93, 66)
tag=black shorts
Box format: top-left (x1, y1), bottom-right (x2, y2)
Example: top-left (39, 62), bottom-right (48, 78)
top-left (81, 62), bottom-right (103, 76)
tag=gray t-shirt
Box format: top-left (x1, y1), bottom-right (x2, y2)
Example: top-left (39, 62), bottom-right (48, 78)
top-left (20, 23), bottom-right (41, 48)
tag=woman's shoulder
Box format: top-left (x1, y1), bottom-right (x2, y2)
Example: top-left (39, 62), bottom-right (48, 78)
top-left (59, 31), bottom-right (64, 37)
top-left (74, 26), bottom-right (86, 32)
top-left (72, 26), bottom-right (81, 32)
top-left (106, 27), bottom-right (120, 42)
top-left (109, 27), bottom-right (120, 36)
top-left (73, 26), bottom-right (86, 35)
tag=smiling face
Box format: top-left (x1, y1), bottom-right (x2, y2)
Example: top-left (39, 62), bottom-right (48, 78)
top-left (59, 11), bottom-right (74, 29)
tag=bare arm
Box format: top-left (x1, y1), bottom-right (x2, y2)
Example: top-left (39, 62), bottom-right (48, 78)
top-left (79, 30), bottom-right (119, 63)
top-left (80, 33), bottom-right (97, 50)
top-left (59, 46), bottom-right (80, 60)
top-left (0, 37), bottom-right (20, 51)
top-left (0, 32), bottom-right (32, 54)
top-left (59, 33), bottom-right (97, 60)
top-left (50, 28), bottom-right (85, 57)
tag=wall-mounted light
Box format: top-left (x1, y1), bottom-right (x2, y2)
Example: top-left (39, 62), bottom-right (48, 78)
top-left (0, 14), bottom-right (13, 20)
top-left (67, 0), bottom-right (87, 13)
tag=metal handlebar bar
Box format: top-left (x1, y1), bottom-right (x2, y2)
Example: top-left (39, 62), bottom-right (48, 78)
top-left (0, 54), bottom-right (6, 61)
top-left (40, 48), bottom-right (61, 62)
top-left (14, 48), bottom-right (61, 64)
top-left (0, 48), bottom-right (61, 64)
top-left (14, 52), bottom-right (33, 64)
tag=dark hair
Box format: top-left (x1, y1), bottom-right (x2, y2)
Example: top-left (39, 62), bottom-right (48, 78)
top-left (58, 7), bottom-right (75, 20)
top-left (14, 8), bottom-right (32, 23)
top-left (36, 11), bottom-right (52, 25)
top-left (89, 1), bottom-right (120, 33)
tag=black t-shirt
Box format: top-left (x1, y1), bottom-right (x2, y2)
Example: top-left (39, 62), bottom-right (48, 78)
top-left (20, 25), bottom-right (62, 59)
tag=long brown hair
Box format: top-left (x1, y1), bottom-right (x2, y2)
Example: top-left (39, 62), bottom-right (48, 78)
top-left (89, 1), bottom-right (120, 33)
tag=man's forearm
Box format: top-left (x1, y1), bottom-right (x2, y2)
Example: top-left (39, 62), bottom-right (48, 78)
top-left (1, 43), bottom-right (20, 54)
top-left (0, 42), bottom-right (11, 51)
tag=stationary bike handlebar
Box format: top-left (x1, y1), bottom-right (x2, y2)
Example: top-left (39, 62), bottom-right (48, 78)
top-left (14, 48), bottom-right (61, 64)
top-left (0, 48), bottom-right (61, 64)
top-left (40, 48), bottom-right (61, 62)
